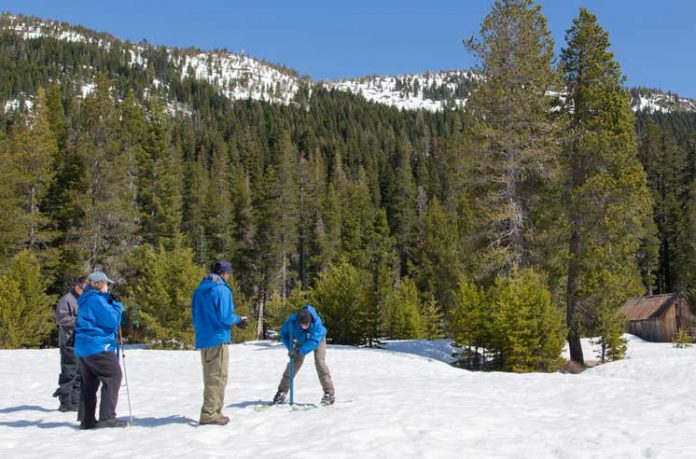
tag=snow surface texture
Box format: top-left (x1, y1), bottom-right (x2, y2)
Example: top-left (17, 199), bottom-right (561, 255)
top-left (2, 336), bottom-right (696, 458)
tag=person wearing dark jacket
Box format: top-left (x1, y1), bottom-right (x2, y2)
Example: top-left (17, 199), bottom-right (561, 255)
top-left (75, 271), bottom-right (126, 429)
top-left (53, 277), bottom-right (86, 412)
top-left (191, 260), bottom-right (248, 426)
top-left (272, 305), bottom-right (335, 406)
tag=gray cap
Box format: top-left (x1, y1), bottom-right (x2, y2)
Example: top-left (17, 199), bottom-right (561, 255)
top-left (88, 271), bottom-right (115, 284)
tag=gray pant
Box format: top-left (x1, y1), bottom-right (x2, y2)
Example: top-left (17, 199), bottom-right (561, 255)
top-left (200, 344), bottom-right (229, 423)
top-left (278, 338), bottom-right (334, 395)
top-left (57, 339), bottom-right (81, 407)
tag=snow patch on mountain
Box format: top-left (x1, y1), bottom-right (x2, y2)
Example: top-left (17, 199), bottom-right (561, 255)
top-left (5, 14), bottom-right (111, 49)
top-left (171, 52), bottom-right (300, 104)
top-left (322, 71), bottom-right (475, 112)
top-left (632, 92), bottom-right (696, 113)
top-left (3, 98), bottom-right (33, 112)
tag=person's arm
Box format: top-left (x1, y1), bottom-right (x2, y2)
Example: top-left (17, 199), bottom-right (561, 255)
top-left (215, 286), bottom-right (242, 327)
top-left (55, 295), bottom-right (76, 328)
top-left (298, 325), bottom-right (324, 355)
top-left (279, 319), bottom-right (292, 350)
top-left (91, 296), bottom-right (122, 333)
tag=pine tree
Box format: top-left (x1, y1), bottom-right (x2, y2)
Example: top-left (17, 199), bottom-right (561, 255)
top-left (0, 132), bottom-right (25, 259)
top-left (274, 131), bottom-right (300, 300)
top-left (311, 259), bottom-right (370, 345)
top-left (126, 240), bottom-right (203, 348)
top-left (137, 97), bottom-right (183, 250)
top-left (0, 250), bottom-right (56, 348)
top-left (310, 181), bottom-right (340, 277)
top-left (412, 198), bottom-right (463, 318)
top-left (489, 268), bottom-right (565, 372)
top-left (230, 169), bottom-right (259, 300)
top-left (562, 8), bottom-right (654, 364)
top-left (421, 294), bottom-right (446, 340)
top-left (593, 308), bottom-right (627, 362)
top-left (450, 278), bottom-right (489, 368)
top-left (183, 155), bottom-right (210, 264)
top-left (204, 142), bottom-right (235, 259)
top-left (46, 81), bottom-right (67, 150)
top-left (637, 121), bottom-right (689, 293)
top-left (382, 277), bottom-right (424, 339)
top-left (389, 136), bottom-right (417, 271)
top-left (464, 0), bottom-right (562, 277)
top-left (12, 87), bottom-right (58, 250)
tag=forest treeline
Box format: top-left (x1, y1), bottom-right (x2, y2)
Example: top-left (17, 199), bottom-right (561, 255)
top-left (1, 1), bottom-right (696, 372)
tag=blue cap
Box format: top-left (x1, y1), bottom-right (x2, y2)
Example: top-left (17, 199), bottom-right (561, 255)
top-left (88, 271), bottom-right (115, 284)
top-left (213, 260), bottom-right (232, 275)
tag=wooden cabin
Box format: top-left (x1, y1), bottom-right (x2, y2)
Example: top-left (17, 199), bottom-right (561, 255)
top-left (618, 293), bottom-right (693, 342)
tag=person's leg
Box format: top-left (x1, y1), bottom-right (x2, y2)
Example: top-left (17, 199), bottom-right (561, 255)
top-left (277, 352), bottom-right (306, 393)
top-left (57, 343), bottom-right (76, 408)
top-left (92, 352), bottom-right (122, 421)
top-left (200, 344), bottom-right (229, 423)
top-left (313, 339), bottom-right (335, 396)
top-left (78, 357), bottom-right (99, 429)
top-left (70, 356), bottom-right (82, 409)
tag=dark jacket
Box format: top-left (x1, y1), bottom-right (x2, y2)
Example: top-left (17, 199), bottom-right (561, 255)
top-left (191, 274), bottom-right (242, 349)
top-left (280, 305), bottom-right (327, 356)
top-left (55, 289), bottom-right (80, 346)
top-left (75, 287), bottom-right (123, 357)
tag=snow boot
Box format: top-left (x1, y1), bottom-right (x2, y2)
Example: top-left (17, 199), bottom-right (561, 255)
top-left (272, 390), bottom-right (287, 405)
top-left (58, 403), bottom-right (78, 413)
top-left (96, 418), bottom-right (128, 429)
top-left (320, 392), bottom-right (335, 406)
top-left (199, 416), bottom-right (229, 426)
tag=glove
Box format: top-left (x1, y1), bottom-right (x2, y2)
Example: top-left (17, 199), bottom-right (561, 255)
top-left (108, 293), bottom-right (120, 304)
top-left (236, 317), bottom-right (249, 329)
top-left (288, 350), bottom-right (300, 359)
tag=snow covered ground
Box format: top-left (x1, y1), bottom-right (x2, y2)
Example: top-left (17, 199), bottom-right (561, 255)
top-left (2, 336), bottom-right (696, 458)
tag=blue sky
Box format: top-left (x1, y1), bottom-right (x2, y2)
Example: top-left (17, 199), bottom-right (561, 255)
top-left (2, 0), bottom-right (694, 97)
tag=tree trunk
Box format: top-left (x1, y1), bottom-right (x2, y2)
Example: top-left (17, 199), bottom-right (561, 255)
top-left (256, 294), bottom-right (265, 340)
top-left (566, 222), bottom-right (585, 364)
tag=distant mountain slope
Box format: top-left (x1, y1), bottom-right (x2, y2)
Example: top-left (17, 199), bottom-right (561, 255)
top-left (0, 13), bottom-right (302, 107)
top-left (1, 12), bottom-right (694, 114)
top-left (321, 71), bottom-right (477, 111)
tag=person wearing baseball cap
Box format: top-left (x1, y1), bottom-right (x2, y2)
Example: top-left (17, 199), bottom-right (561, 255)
top-left (191, 260), bottom-right (248, 426)
top-left (74, 270), bottom-right (126, 429)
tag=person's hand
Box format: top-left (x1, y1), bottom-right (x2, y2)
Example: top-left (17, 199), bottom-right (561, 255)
top-left (236, 316), bottom-right (249, 329)
top-left (288, 350), bottom-right (299, 359)
top-left (108, 293), bottom-right (120, 304)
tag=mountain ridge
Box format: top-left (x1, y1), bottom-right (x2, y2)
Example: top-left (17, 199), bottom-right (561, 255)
top-left (2, 12), bottom-right (694, 114)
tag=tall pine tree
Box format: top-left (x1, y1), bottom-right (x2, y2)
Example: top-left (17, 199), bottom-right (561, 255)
top-left (562, 8), bottom-right (654, 363)
top-left (465, 0), bottom-right (561, 278)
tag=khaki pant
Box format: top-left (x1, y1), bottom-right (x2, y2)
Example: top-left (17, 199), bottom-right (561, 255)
top-left (200, 344), bottom-right (229, 423)
top-left (278, 338), bottom-right (334, 395)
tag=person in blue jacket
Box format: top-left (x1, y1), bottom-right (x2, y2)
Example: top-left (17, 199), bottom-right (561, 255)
top-left (272, 305), bottom-right (336, 406)
top-left (191, 260), bottom-right (248, 426)
top-left (75, 271), bottom-right (126, 429)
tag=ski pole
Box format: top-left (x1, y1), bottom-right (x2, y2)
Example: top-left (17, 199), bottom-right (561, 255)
top-left (119, 326), bottom-right (134, 425)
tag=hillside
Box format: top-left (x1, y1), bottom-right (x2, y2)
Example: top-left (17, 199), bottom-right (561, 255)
top-left (1, 337), bottom-right (695, 458)
top-left (1, 13), bottom-right (695, 114)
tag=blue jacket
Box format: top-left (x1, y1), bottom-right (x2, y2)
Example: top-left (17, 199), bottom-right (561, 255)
top-left (191, 274), bottom-right (242, 349)
top-left (75, 287), bottom-right (123, 357)
top-left (280, 305), bottom-right (327, 356)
